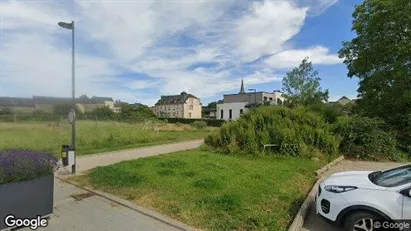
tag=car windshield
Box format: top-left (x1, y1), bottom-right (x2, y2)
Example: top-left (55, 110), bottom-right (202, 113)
top-left (370, 165), bottom-right (411, 187)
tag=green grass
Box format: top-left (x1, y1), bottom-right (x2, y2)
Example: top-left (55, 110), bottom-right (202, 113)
top-left (72, 149), bottom-right (327, 231)
top-left (0, 121), bottom-right (211, 155)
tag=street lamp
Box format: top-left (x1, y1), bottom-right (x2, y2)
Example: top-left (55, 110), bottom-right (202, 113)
top-left (249, 88), bottom-right (257, 107)
top-left (58, 21), bottom-right (76, 174)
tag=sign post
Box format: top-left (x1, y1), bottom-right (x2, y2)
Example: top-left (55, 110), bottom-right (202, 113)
top-left (68, 109), bottom-right (76, 174)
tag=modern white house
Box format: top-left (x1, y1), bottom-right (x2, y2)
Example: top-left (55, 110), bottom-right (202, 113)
top-left (217, 102), bottom-right (248, 121)
top-left (216, 80), bottom-right (285, 121)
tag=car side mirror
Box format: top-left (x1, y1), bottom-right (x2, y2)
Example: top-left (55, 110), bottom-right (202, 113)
top-left (400, 188), bottom-right (411, 197)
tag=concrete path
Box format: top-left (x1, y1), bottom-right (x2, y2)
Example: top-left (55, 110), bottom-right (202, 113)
top-left (20, 179), bottom-right (192, 231)
top-left (56, 139), bottom-right (204, 175)
top-left (301, 160), bottom-right (405, 231)
top-left (14, 140), bottom-right (204, 231)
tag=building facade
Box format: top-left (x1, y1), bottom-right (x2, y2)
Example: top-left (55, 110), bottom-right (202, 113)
top-left (0, 95), bottom-right (115, 114)
top-left (154, 92), bottom-right (202, 119)
top-left (216, 80), bottom-right (285, 121)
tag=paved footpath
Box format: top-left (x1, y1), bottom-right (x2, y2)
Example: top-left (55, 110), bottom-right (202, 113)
top-left (56, 139), bottom-right (204, 175)
top-left (19, 140), bottom-right (204, 231)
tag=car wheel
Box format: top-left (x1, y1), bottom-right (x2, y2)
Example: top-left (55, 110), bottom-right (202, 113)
top-left (344, 211), bottom-right (382, 231)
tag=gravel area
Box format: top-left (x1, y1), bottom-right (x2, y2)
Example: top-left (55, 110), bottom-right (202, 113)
top-left (301, 159), bottom-right (409, 231)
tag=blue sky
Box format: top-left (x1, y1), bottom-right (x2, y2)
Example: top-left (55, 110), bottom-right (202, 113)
top-left (0, 0), bottom-right (362, 106)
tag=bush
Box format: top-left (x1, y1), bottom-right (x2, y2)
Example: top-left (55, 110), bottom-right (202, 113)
top-left (90, 106), bottom-right (115, 120)
top-left (205, 106), bottom-right (339, 156)
top-left (0, 150), bottom-right (59, 184)
top-left (336, 116), bottom-right (400, 160)
top-left (192, 121), bottom-right (207, 129)
top-left (159, 118), bottom-right (225, 127)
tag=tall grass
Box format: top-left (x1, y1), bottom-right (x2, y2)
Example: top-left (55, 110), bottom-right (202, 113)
top-left (0, 121), bottom-right (210, 156)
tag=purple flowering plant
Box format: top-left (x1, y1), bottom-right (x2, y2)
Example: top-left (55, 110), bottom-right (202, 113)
top-left (0, 150), bottom-right (59, 184)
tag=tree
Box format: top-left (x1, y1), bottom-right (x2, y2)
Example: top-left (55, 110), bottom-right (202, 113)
top-left (91, 106), bottom-right (114, 120)
top-left (53, 104), bottom-right (82, 116)
top-left (0, 107), bottom-right (12, 116)
top-left (338, 0), bottom-right (411, 152)
top-left (118, 103), bottom-right (156, 122)
top-left (338, 0), bottom-right (411, 128)
top-left (282, 57), bottom-right (329, 106)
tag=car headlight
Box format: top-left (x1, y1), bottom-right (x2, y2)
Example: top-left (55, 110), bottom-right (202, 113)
top-left (324, 185), bottom-right (358, 193)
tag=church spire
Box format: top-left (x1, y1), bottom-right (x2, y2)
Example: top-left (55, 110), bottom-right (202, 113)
top-left (239, 79), bottom-right (245, 94)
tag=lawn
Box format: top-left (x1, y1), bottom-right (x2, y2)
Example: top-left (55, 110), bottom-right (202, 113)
top-left (71, 149), bottom-right (328, 231)
top-left (0, 121), bottom-right (212, 155)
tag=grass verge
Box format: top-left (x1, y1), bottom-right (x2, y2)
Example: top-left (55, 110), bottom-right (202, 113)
top-left (71, 149), bottom-right (328, 230)
top-left (0, 121), bottom-right (212, 155)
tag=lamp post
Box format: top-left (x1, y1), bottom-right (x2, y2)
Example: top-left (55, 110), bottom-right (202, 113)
top-left (58, 21), bottom-right (76, 174)
top-left (249, 88), bottom-right (256, 107)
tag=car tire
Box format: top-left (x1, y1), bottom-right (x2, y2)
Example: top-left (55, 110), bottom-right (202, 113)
top-left (344, 211), bottom-right (382, 231)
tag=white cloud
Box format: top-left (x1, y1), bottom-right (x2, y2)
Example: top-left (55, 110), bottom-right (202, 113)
top-left (0, 0), bottom-right (341, 106)
top-left (298, 0), bottom-right (339, 16)
top-left (232, 1), bottom-right (308, 61)
top-left (265, 46), bottom-right (342, 69)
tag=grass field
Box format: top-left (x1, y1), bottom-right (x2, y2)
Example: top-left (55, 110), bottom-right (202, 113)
top-left (71, 149), bottom-right (328, 231)
top-left (0, 121), bottom-right (212, 155)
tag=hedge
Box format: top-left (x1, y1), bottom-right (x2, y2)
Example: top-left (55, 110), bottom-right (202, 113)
top-left (158, 118), bottom-right (225, 127)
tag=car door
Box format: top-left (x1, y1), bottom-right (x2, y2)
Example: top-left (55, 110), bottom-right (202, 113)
top-left (401, 187), bottom-right (411, 219)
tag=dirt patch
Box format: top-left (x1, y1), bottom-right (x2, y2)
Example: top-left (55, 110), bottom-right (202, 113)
top-left (70, 192), bottom-right (95, 201)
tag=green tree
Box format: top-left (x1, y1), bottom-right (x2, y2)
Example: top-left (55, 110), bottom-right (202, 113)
top-left (91, 106), bottom-right (115, 120)
top-left (118, 103), bottom-right (156, 122)
top-left (338, 0), bottom-right (411, 129)
top-left (0, 107), bottom-right (12, 116)
top-left (53, 104), bottom-right (82, 116)
top-left (282, 57), bottom-right (329, 106)
top-left (206, 100), bottom-right (222, 109)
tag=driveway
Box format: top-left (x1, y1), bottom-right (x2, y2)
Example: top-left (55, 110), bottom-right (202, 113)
top-left (301, 159), bottom-right (405, 231)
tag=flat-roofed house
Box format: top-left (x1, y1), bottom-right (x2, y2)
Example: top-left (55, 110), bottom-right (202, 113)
top-left (216, 80), bottom-right (285, 121)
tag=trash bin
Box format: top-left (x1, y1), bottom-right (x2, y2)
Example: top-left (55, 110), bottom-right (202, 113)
top-left (61, 145), bottom-right (70, 166)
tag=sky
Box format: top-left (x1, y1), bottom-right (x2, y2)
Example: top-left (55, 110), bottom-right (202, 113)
top-left (0, 0), bottom-right (362, 106)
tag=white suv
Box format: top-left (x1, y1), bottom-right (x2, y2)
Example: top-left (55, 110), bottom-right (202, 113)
top-left (316, 165), bottom-right (411, 231)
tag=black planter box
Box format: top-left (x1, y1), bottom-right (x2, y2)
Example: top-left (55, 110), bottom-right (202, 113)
top-left (0, 175), bottom-right (54, 230)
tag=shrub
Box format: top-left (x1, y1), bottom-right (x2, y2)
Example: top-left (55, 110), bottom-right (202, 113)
top-left (336, 116), bottom-right (399, 160)
top-left (205, 106), bottom-right (339, 156)
top-left (192, 121), bottom-right (207, 129)
top-left (90, 106), bottom-right (115, 120)
top-left (159, 118), bottom-right (225, 127)
top-left (0, 150), bottom-right (59, 184)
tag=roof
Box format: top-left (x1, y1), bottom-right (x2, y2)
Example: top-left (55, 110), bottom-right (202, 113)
top-left (223, 90), bottom-right (282, 97)
top-left (91, 96), bottom-right (114, 102)
top-left (337, 96), bottom-right (351, 101)
top-left (0, 97), bottom-right (35, 107)
top-left (155, 92), bottom-right (198, 105)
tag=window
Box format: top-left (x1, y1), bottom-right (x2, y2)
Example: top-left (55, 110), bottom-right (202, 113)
top-left (220, 109), bottom-right (224, 119)
top-left (277, 99), bottom-right (282, 105)
top-left (370, 166), bottom-right (411, 187)
top-left (264, 96), bottom-right (267, 101)
top-left (229, 109), bottom-right (232, 119)
top-left (240, 109), bottom-right (243, 115)
top-left (189, 112), bottom-right (192, 118)
top-left (269, 97), bottom-right (273, 101)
